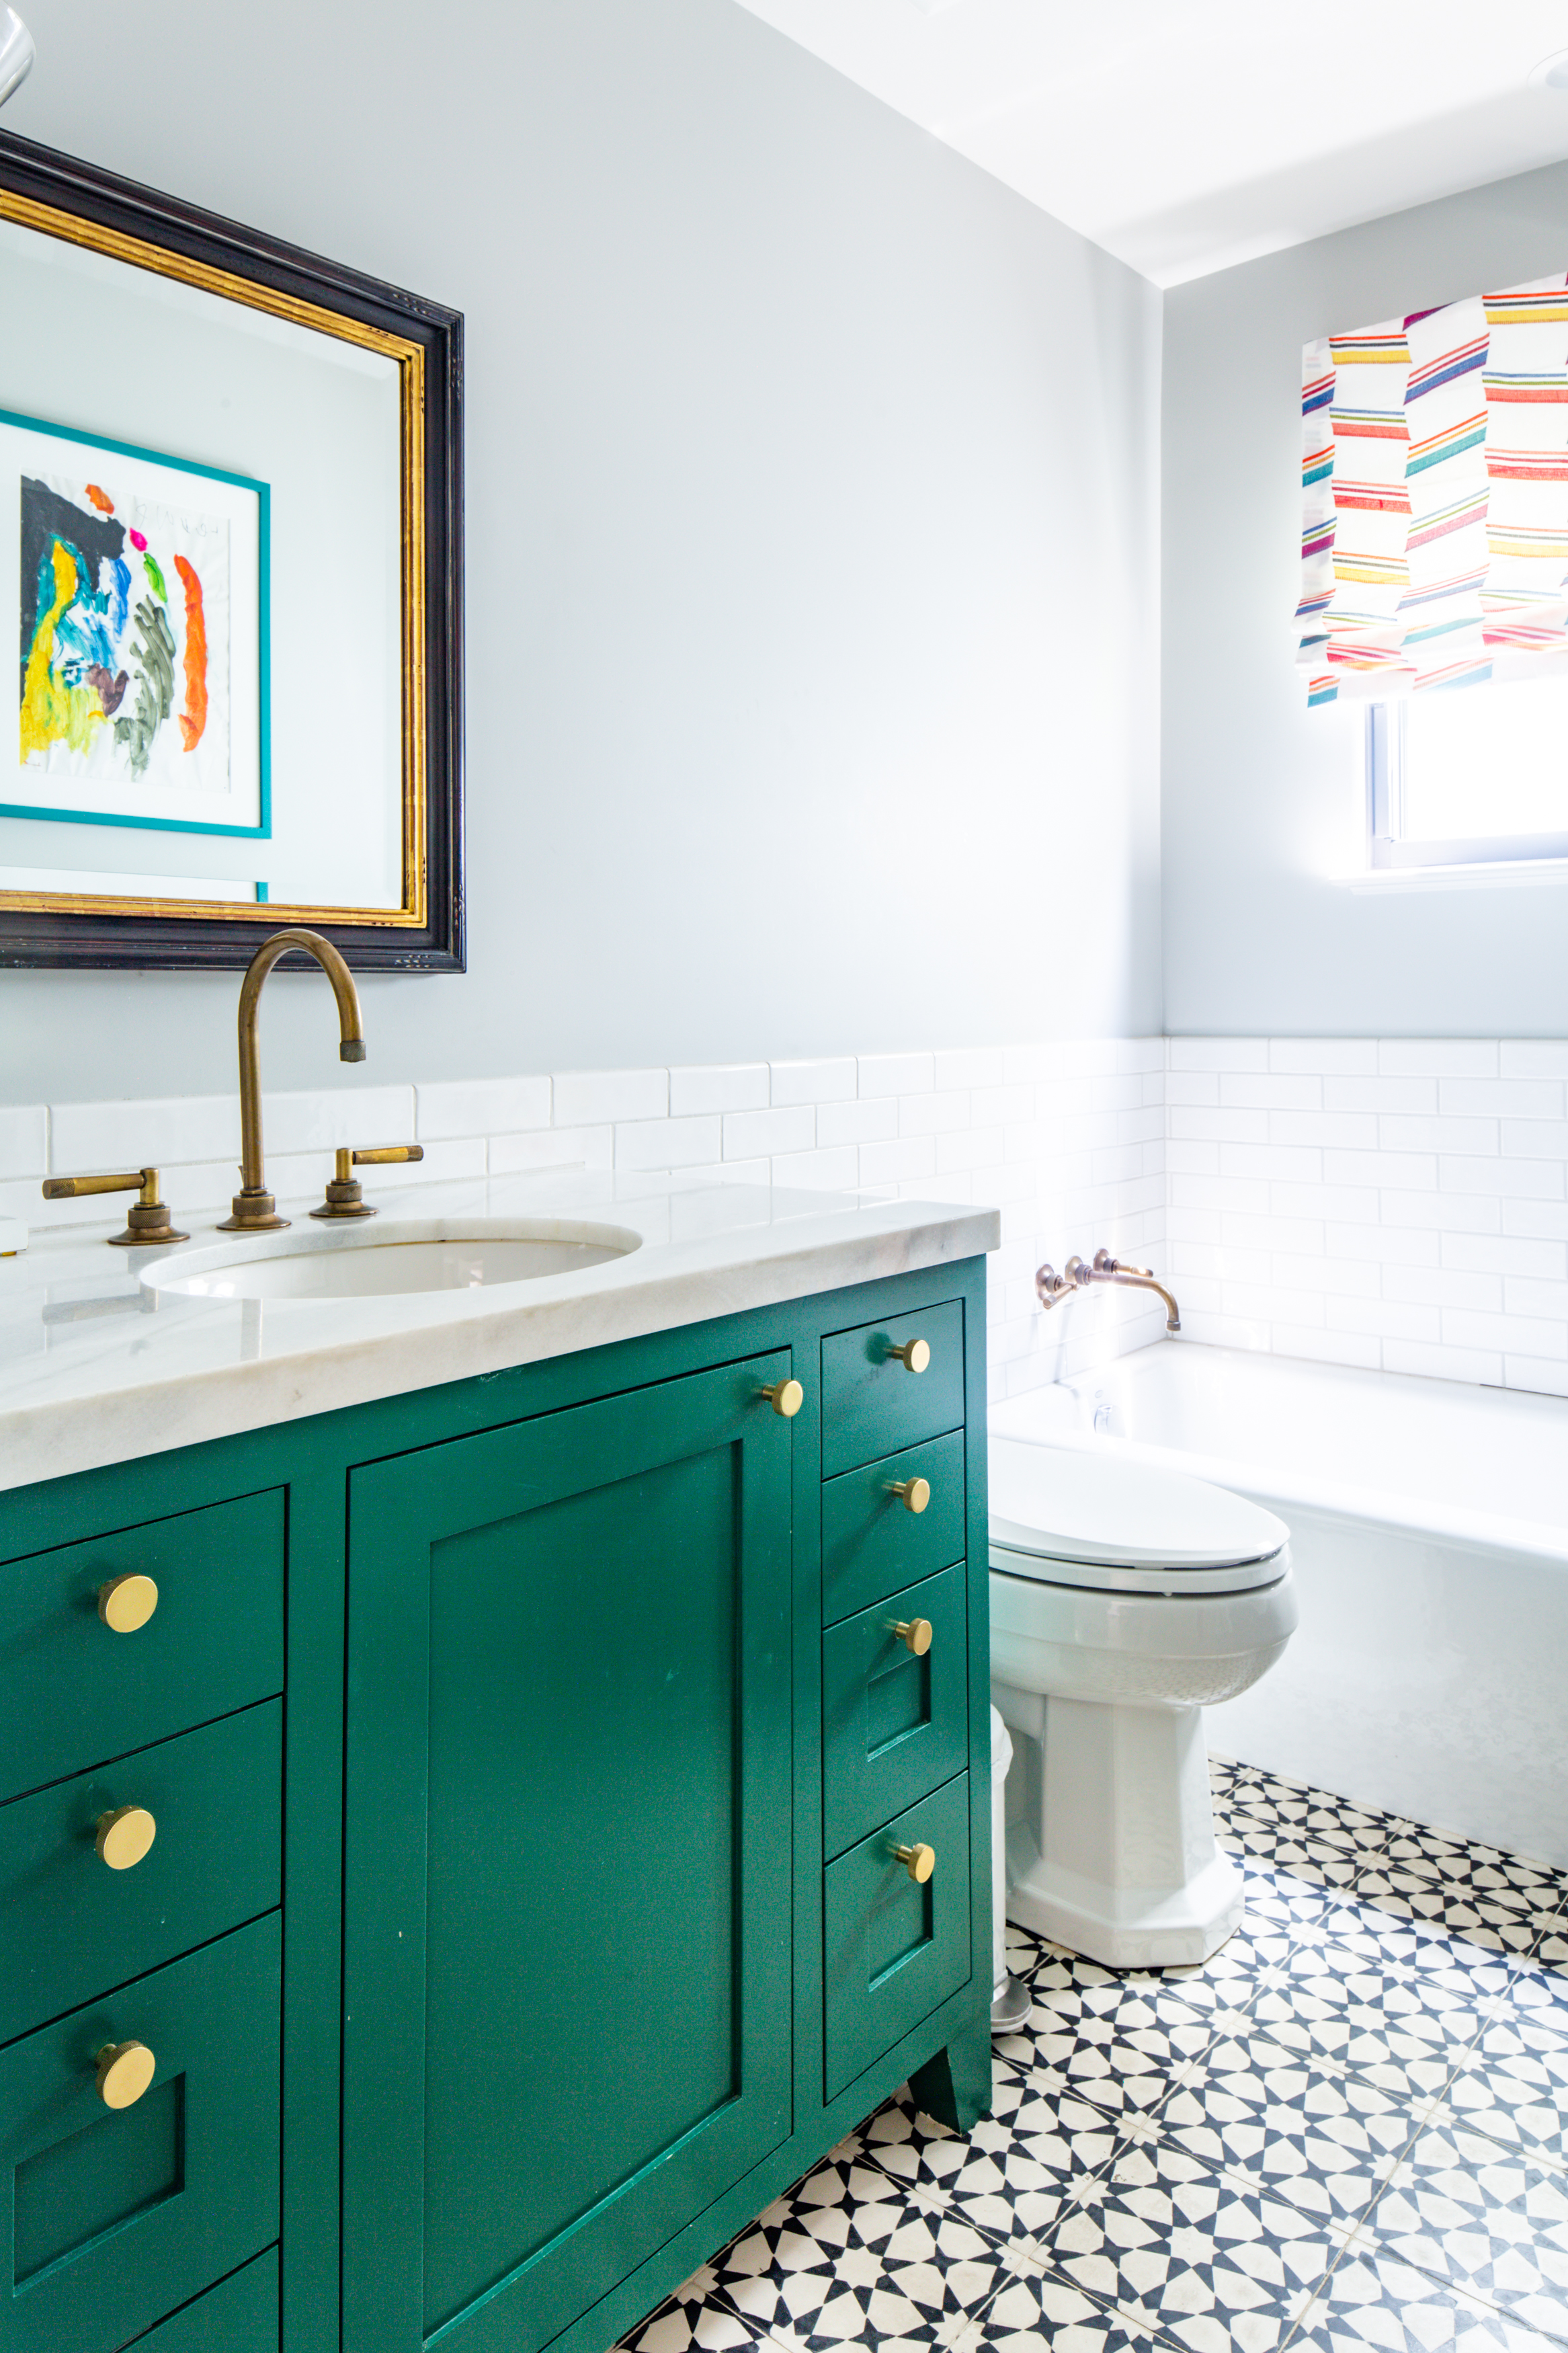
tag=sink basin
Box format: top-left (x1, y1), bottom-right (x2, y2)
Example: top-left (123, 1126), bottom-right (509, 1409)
top-left (144, 1221), bottom-right (641, 1301)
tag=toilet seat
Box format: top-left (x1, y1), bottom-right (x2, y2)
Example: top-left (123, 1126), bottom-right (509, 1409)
top-left (989, 1437), bottom-right (1290, 1597)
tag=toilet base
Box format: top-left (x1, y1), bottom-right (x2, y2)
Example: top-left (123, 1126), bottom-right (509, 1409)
top-left (994, 1683), bottom-right (1243, 1970)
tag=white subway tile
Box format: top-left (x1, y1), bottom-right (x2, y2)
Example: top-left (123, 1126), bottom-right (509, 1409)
top-left (415, 1075), bottom-right (549, 1142)
top-left (1270, 1111), bottom-right (1378, 1150)
top-left (51, 1094), bottom-right (237, 1173)
top-left (1383, 1263), bottom-right (1500, 1313)
top-left (1438, 1155), bottom-right (1565, 1199)
top-left (0, 1107), bottom-right (47, 1179)
top-left (816, 1097), bottom-right (898, 1149)
top-left (669, 1063), bottom-right (768, 1118)
top-left (1270, 1039), bottom-right (1378, 1076)
top-left (1270, 1324), bottom-right (1382, 1371)
top-left (553, 1068), bottom-right (667, 1126)
top-left (1171, 1173), bottom-right (1270, 1214)
top-left (1225, 1212), bottom-right (1324, 1254)
top-left (1444, 1307), bottom-right (1568, 1359)
top-left (1380, 1041), bottom-right (1498, 1078)
top-left (1272, 1252), bottom-right (1383, 1299)
top-left (858, 1051), bottom-right (934, 1099)
top-left (1270, 1183), bottom-right (1380, 1223)
top-left (489, 1125), bottom-right (613, 1175)
top-left (1172, 1240), bottom-right (1271, 1283)
top-left (1500, 1119), bottom-right (1568, 1160)
top-left (1220, 1074), bottom-right (1321, 1111)
top-left (973, 1084), bottom-right (1034, 1126)
top-left (1377, 1115), bottom-right (1497, 1155)
top-left (1166, 1070), bottom-right (1221, 1108)
top-left (1179, 1308), bottom-right (1274, 1351)
top-left (722, 1106), bottom-right (813, 1161)
top-left (1168, 1039), bottom-right (1270, 1072)
top-left (1325, 1295), bottom-right (1436, 1342)
top-left (1442, 1231), bottom-right (1566, 1279)
top-left (1383, 1338), bottom-right (1503, 1386)
top-left (1220, 1144), bottom-right (1323, 1183)
top-left (933, 1047), bottom-right (1005, 1090)
top-left (1171, 1107), bottom-right (1268, 1146)
top-left (357, 1138), bottom-right (486, 1190)
top-left (936, 1125), bottom-right (1005, 1174)
top-left (1503, 1200), bottom-right (1568, 1241)
top-left (1381, 1188), bottom-right (1500, 1234)
top-left (1440, 1077), bottom-right (1564, 1119)
top-left (1224, 1281), bottom-right (1323, 1327)
top-left (769, 1058), bottom-right (856, 1107)
top-left (1501, 1041), bottom-right (1568, 1078)
top-left (1166, 1140), bottom-right (1221, 1177)
top-left (1327, 1221), bottom-right (1438, 1266)
top-left (615, 1116), bottom-right (723, 1172)
top-left (1322, 1148), bottom-right (1437, 1189)
top-left (899, 1090), bottom-right (970, 1139)
top-left (1323, 1076), bottom-right (1438, 1115)
top-left (1503, 1275), bottom-right (1568, 1322)
top-left (769, 1145), bottom-right (858, 1192)
top-left (1503, 1356), bottom-right (1568, 1398)
top-left (858, 1135), bottom-right (937, 1187)
top-left (266, 1086), bottom-right (417, 1158)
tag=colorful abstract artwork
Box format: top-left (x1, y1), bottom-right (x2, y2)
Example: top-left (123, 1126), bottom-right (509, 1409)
top-left (1, 408), bottom-right (266, 837)
top-left (19, 473), bottom-right (228, 787)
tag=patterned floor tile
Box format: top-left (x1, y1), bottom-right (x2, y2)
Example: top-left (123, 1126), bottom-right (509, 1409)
top-left (620, 2264), bottom-right (772, 2350)
top-left (1043, 2137), bottom-right (1337, 2350)
top-left (1440, 2013), bottom-right (1568, 2172)
top-left (861, 2072), bottom-right (1118, 2248)
top-left (1154, 2030), bottom-right (1426, 2223)
top-left (995, 1961), bottom-right (1221, 2090)
top-left (1358, 2119), bottom-right (1568, 2338)
top-left (1247, 1938), bottom-right (1494, 2087)
top-left (1348, 1872), bottom-right (1549, 1962)
top-left (1288, 2243), bottom-right (1568, 2351)
top-left (975, 2265), bottom-right (1169, 2350)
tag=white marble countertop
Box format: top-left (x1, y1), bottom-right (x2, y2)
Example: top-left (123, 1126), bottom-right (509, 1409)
top-left (0, 1170), bottom-right (997, 1493)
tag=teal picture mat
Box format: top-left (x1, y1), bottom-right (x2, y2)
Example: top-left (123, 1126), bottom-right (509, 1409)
top-left (2, 405), bottom-right (271, 840)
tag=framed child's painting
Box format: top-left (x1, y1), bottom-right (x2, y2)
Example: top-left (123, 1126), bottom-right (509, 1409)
top-left (0, 128), bottom-right (463, 970)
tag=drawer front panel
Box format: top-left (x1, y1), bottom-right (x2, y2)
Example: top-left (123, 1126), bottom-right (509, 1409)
top-left (0, 1490), bottom-right (284, 1805)
top-left (821, 1432), bottom-right (964, 1626)
top-left (822, 1566), bottom-right (968, 1861)
top-left (131, 2248), bottom-right (278, 2352)
top-left (820, 1301), bottom-right (964, 1478)
top-left (823, 1775), bottom-right (971, 2103)
top-left (0, 1700), bottom-right (282, 2047)
top-left (0, 1912), bottom-right (281, 2353)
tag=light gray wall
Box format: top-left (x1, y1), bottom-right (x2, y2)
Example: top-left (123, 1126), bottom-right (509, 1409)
top-left (1163, 158), bottom-right (1568, 1038)
top-left (0, 0), bottom-right (1160, 1107)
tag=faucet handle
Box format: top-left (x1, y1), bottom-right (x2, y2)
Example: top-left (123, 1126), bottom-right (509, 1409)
top-left (308, 1143), bottom-right (423, 1222)
top-left (42, 1168), bottom-right (189, 1249)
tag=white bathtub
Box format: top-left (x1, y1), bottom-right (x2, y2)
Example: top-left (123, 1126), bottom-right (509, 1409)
top-left (989, 1342), bottom-right (1568, 1869)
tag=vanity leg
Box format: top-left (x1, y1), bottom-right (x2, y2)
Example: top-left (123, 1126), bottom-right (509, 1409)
top-left (909, 2009), bottom-right (993, 2135)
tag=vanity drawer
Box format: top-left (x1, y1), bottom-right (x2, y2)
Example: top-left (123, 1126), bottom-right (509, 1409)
top-left (822, 1773), bottom-right (971, 2102)
top-left (822, 1565), bottom-right (968, 1860)
top-left (0, 1912), bottom-right (281, 2353)
top-left (131, 2248), bottom-right (278, 2352)
top-left (820, 1300), bottom-right (964, 1478)
top-left (0, 1699), bottom-right (282, 2047)
top-left (821, 1431), bottom-right (965, 1625)
top-left (0, 1489), bottom-right (284, 1804)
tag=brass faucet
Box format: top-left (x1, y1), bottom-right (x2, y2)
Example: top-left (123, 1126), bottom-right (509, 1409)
top-left (218, 928), bottom-right (366, 1233)
top-left (1035, 1247), bottom-right (1181, 1334)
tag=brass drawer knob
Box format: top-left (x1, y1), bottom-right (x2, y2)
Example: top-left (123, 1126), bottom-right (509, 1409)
top-left (889, 1477), bottom-right (930, 1514)
top-left (95, 1805), bottom-right (157, 1872)
top-left (97, 1573), bottom-right (159, 1633)
top-left (760, 1378), bottom-right (803, 1419)
top-left (893, 1842), bottom-right (936, 1884)
top-left (96, 2040), bottom-right (156, 2110)
top-left (891, 1618), bottom-right (933, 1657)
top-left (886, 1338), bottom-right (930, 1373)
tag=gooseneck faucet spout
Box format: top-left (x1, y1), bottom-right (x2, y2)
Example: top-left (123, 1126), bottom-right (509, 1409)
top-left (1035, 1246), bottom-right (1182, 1334)
top-left (218, 928), bottom-right (366, 1234)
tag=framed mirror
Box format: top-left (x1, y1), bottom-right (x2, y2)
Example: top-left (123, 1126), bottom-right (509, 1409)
top-left (0, 129), bottom-right (462, 969)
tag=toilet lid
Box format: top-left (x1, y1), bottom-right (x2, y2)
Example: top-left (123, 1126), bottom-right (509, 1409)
top-left (989, 1438), bottom-right (1289, 1576)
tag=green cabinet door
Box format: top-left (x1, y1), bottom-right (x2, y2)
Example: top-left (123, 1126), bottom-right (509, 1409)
top-left (341, 1353), bottom-right (796, 2353)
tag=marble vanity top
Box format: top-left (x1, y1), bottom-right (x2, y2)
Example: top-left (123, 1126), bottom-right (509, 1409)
top-left (0, 1170), bottom-right (997, 1492)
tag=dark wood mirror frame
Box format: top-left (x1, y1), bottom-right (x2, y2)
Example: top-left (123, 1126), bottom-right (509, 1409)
top-left (0, 129), bottom-right (463, 971)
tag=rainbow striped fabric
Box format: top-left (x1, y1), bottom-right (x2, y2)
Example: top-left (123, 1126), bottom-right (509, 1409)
top-left (1296, 274), bottom-right (1568, 704)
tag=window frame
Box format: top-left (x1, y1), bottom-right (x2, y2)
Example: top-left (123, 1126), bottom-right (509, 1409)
top-left (1366, 702), bottom-right (1568, 871)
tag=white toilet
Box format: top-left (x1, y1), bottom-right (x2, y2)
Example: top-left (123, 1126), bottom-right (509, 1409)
top-left (988, 1438), bottom-right (1297, 1970)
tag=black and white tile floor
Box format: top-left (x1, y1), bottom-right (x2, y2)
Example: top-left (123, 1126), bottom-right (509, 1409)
top-left (618, 1758), bottom-right (1568, 2353)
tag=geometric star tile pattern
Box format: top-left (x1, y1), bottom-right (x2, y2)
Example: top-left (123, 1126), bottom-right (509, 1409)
top-left (619, 1759), bottom-right (1568, 2353)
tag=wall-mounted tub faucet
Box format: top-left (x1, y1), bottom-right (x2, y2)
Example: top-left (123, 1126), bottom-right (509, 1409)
top-left (1036, 1247), bottom-right (1181, 1334)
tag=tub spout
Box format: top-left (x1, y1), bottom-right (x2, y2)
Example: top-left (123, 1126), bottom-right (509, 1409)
top-left (1034, 1248), bottom-right (1182, 1334)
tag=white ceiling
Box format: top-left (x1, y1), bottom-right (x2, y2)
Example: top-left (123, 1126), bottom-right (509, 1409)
top-left (733, 0), bottom-right (1568, 285)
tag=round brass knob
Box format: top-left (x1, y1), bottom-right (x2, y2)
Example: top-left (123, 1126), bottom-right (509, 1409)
top-left (95, 1805), bottom-right (157, 1872)
top-left (96, 2040), bottom-right (155, 2110)
top-left (886, 1338), bottom-right (930, 1374)
top-left (892, 1618), bottom-right (933, 1657)
top-left (889, 1477), bottom-right (930, 1515)
top-left (893, 1842), bottom-right (936, 1884)
top-left (97, 1573), bottom-right (158, 1634)
top-left (760, 1378), bottom-right (804, 1419)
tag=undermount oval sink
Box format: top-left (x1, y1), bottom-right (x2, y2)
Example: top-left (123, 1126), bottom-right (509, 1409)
top-left (143, 1221), bottom-right (641, 1302)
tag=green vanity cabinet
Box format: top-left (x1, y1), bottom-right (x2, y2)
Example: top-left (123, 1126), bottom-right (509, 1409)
top-left (0, 1254), bottom-right (991, 2353)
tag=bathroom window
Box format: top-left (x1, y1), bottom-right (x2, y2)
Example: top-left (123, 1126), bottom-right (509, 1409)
top-left (1366, 677), bottom-right (1568, 869)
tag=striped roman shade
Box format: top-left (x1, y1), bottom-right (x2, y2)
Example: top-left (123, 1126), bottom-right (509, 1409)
top-left (1296, 274), bottom-right (1568, 706)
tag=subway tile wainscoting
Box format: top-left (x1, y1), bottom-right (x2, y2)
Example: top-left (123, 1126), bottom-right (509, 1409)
top-left (9, 1043), bottom-right (1169, 1400)
top-left (17, 1034), bottom-right (1568, 1399)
